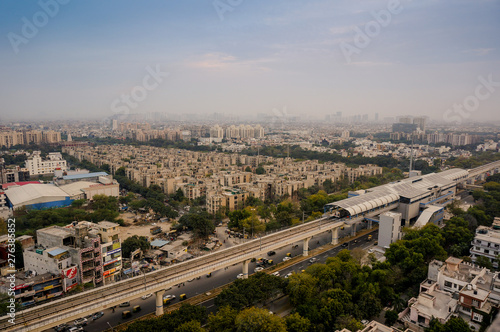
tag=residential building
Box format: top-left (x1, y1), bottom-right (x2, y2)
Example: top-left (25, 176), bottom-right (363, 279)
top-left (471, 218), bottom-right (500, 268)
top-left (34, 224), bottom-right (104, 286)
top-left (25, 151), bottom-right (67, 176)
top-left (0, 271), bottom-right (63, 307)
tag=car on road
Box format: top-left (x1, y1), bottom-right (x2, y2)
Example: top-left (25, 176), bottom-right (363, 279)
top-left (119, 302), bottom-right (130, 307)
top-left (164, 294), bottom-right (176, 300)
top-left (92, 311), bottom-right (104, 320)
top-left (308, 257), bottom-right (318, 264)
top-left (74, 318), bottom-right (87, 326)
top-left (54, 324), bottom-right (68, 332)
top-left (254, 267), bottom-right (264, 272)
top-left (267, 251), bottom-right (276, 256)
top-left (69, 327), bottom-right (84, 332)
top-left (141, 293), bottom-right (152, 300)
top-left (283, 256), bottom-right (291, 262)
top-left (187, 278), bottom-right (195, 282)
top-left (341, 243), bottom-right (348, 247)
top-left (284, 272), bottom-right (293, 278)
top-left (237, 273), bottom-right (244, 279)
top-left (271, 271), bottom-right (280, 277)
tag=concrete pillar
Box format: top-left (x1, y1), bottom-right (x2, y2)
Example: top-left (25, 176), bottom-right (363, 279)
top-left (242, 260), bottom-right (249, 279)
top-left (155, 289), bottom-right (165, 316)
top-left (303, 237), bottom-right (311, 257)
top-left (368, 220), bottom-right (372, 229)
top-left (351, 224), bottom-right (356, 237)
top-left (331, 227), bottom-right (339, 245)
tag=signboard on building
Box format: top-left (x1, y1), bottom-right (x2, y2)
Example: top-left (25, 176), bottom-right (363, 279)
top-left (63, 266), bottom-right (78, 292)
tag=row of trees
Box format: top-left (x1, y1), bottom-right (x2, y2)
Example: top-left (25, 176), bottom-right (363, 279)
top-left (13, 195), bottom-right (124, 236)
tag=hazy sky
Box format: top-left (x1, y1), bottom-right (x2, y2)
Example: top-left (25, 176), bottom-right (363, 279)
top-left (1, 0), bottom-right (499, 123)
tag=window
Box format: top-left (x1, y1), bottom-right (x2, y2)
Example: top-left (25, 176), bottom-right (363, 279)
top-left (485, 250), bottom-right (489, 254)
top-left (473, 312), bottom-right (483, 322)
top-left (445, 281), bottom-right (453, 288)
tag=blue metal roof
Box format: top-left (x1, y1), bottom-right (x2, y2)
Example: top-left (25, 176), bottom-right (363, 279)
top-left (47, 248), bottom-right (68, 256)
top-left (150, 239), bottom-right (169, 247)
top-left (62, 172), bottom-right (108, 180)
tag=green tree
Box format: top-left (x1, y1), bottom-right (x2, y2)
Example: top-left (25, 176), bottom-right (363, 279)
top-left (121, 235), bottom-right (150, 258)
top-left (285, 312), bottom-right (311, 332)
top-left (475, 256), bottom-right (493, 270)
top-left (234, 307), bottom-right (286, 332)
top-left (287, 272), bottom-right (318, 307)
top-left (443, 316), bottom-right (471, 332)
top-left (175, 320), bottom-right (205, 332)
top-left (255, 166), bottom-right (265, 175)
top-left (178, 210), bottom-right (215, 238)
top-left (385, 310), bottom-right (399, 326)
top-left (207, 305), bottom-right (237, 332)
top-left (245, 166), bottom-right (252, 172)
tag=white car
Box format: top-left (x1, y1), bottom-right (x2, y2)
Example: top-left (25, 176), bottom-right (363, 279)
top-left (309, 257), bottom-right (318, 264)
top-left (237, 273), bottom-right (245, 279)
top-left (271, 271), bottom-right (280, 277)
top-left (164, 294), bottom-right (176, 300)
top-left (254, 267), bottom-right (264, 272)
top-left (284, 272), bottom-right (293, 279)
top-left (283, 256), bottom-right (291, 262)
top-left (141, 293), bottom-right (152, 300)
top-left (73, 318), bottom-right (87, 326)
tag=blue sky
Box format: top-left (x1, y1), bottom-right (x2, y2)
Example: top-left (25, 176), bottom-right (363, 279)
top-left (0, 0), bottom-right (499, 123)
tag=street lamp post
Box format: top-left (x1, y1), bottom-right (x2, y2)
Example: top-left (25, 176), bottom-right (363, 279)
top-left (107, 322), bottom-right (114, 331)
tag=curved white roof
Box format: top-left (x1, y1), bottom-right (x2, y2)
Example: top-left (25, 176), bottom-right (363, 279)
top-left (331, 189), bottom-right (399, 216)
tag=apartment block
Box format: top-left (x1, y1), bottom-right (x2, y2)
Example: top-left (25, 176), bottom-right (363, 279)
top-left (470, 218), bottom-right (500, 268)
top-left (25, 151), bottom-right (68, 176)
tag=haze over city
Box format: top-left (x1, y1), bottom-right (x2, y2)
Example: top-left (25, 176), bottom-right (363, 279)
top-left (1, 0), bottom-right (499, 123)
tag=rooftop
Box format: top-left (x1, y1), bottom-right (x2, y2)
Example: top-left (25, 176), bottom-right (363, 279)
top-left (413, 289), bottom-right (457, 320)
top-left (5, 183), bottom-right (69, 206)
top-left (62, 172), bottom-right (108, 180)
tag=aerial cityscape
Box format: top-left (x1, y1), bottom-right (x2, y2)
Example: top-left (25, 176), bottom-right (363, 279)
top-left (1, 1), bottom-right (500, 332)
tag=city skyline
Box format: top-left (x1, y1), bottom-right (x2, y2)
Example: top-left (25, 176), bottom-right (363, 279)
top-left (0, 0), bottom-right (499, 123)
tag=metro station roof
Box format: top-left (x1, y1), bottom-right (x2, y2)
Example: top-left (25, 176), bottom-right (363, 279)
top-left (328, 188), bottom-right (399, 216)
top-left (326, 168), bottom-right (468, 216)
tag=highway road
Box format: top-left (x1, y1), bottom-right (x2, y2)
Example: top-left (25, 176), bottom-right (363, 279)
top-left (67, 223), bottom-right (376, 332)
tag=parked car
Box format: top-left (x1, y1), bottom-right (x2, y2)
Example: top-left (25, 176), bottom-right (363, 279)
top-left (283, 256), bottom-right (291, 262)
top-left (74, 318), bottom-right (87, 326)
top-left (92, 311), bottom-right (104, 320)
top-left (54, 324), bottom-right (68, 332)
